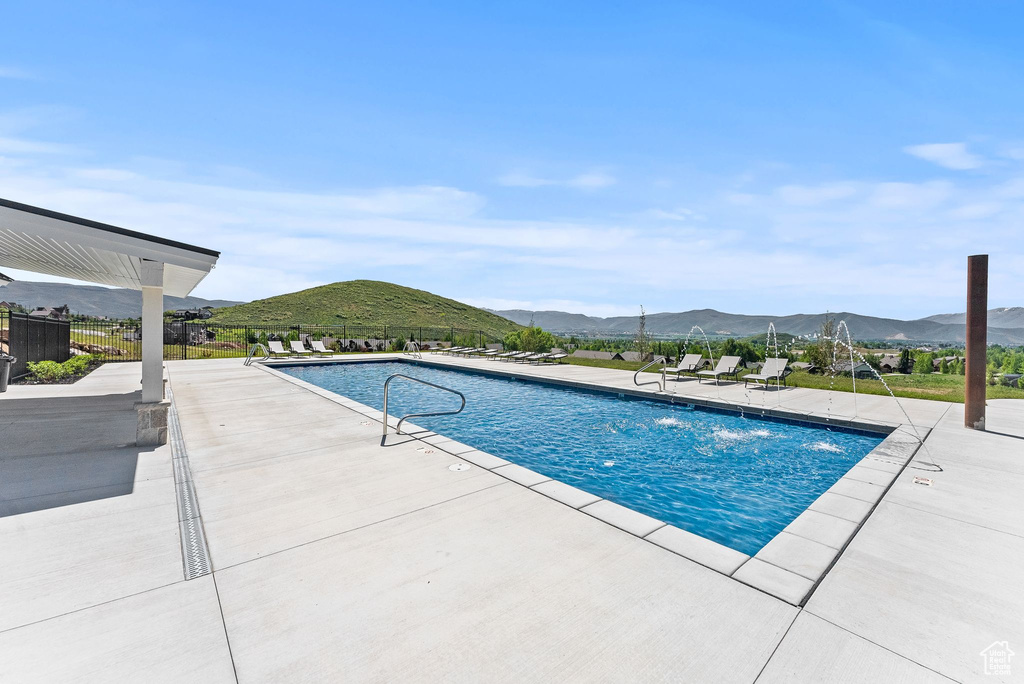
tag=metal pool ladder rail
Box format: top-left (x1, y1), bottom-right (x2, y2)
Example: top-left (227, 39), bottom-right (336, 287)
top-left (403, 341), bottom-right (422, 358)
top-left (244, 342), bottom-right (270, 366)
top-left (634, 358), bottom-right (666, 392)
top-left (382, 373), bottom-right (466, 436)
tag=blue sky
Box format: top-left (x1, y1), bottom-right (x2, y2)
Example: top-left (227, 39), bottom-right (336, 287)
top-left (1, 2), bottom-right (1022, 319)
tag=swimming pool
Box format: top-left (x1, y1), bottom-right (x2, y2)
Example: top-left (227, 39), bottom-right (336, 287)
top-left (281, 360), bottom-right (884, 555)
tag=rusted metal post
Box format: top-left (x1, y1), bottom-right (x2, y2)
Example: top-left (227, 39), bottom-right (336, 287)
top-left (965, 254), bottom-right (988, 430)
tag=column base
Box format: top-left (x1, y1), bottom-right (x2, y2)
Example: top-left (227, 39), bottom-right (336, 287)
top-left (136, 399), bottom-right (170, 446)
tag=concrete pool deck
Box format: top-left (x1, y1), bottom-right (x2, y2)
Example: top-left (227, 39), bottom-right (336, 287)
top-left (1, 356), bottom-right (1022, 682)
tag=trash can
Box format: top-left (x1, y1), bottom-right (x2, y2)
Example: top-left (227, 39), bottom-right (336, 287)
top-left (0, 353), bottom-right (15, 393)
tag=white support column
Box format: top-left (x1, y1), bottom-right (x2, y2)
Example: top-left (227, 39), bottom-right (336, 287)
top-left (140, 259), bottom-right (165, 402)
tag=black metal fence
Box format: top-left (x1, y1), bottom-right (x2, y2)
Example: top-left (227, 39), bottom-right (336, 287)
top-left (38, 317), bottom-right (500, 364)
top-left (0, 311), bottom-right (71, 379)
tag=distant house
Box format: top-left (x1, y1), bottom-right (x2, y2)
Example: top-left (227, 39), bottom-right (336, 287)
top-left (0, 300), bottom-right (17, 311)
top-left (613, 351), bottom-right (668, 363)
top-left (878, 354), bottom-right (913, 374)
top-left (29, 305), bottom-right (70, 321)
top-left (932, 355), bottom-right (962, 370)
top-left (572, 350), bottom-right (616, 361)
top-left (171, 307), bottom-right (213, 321)
top-left (164, 321), bottom-right (214, 345)
top-left (834, 360), bottom-right (875, 379)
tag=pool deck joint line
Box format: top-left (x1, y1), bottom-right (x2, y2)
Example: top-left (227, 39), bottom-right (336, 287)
top-left (167, 383), bottom-right (213, 580)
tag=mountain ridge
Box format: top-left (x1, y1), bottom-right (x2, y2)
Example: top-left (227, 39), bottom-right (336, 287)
top-left (208, 280), bottom-right (521, 338)
top-left (0, 281), bottom-right (242, 318)
top-left (490, 307), bottom-right (1024, 345)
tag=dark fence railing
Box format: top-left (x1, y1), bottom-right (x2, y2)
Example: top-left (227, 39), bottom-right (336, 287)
top-left (1, 310), bottom-right (71, 379)
top-left (50, 318), bottom-right (499, 364)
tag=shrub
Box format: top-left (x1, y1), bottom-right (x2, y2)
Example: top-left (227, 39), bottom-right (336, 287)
top-left (26, 354), bottom-right (97, 382)
top-left (26, 360), bottom-right (69, 381)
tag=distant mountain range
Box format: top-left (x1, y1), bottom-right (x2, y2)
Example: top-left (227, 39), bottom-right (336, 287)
top-left (0, 281), bottom-right (243, 319)
top-left (3, 279), bottom-right (1022, 345)
top-left (491, 307), bottom-right (1024, 345)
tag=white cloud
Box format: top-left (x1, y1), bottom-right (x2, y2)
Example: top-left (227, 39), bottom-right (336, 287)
top-left (497, 168), bottom-right (616, 190)
top-left (0, 66), bottom-right (33, 80)
top-left (904, 142), bottom-right (984, 170)
top-left (566, 171), bottom-right (616, 189)
top-left (642, 208), bottom-right (704, 222)
top-left (777, 183), bottom-right (859, 206)
top-left (868, 181), bottom-right (952, 208)
top-left (0, 136), bottom-right (79, 155)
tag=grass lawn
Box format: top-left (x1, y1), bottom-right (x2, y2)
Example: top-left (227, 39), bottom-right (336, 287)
top-left (780, 370), bottom-right (1024, 403)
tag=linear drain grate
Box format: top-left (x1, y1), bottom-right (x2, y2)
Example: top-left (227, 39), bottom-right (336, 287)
top-left (167, 385), bottom-right (212, 580)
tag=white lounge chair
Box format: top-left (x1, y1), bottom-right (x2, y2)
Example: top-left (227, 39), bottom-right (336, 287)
top-left (743, 357), bottom-right (790, 389)
top-left (310, 340), bottom-right (336, 357)
top-left (697, 356), bottom-right (742, 384)
top-left (542, 352), bottom-right (568, 363)
top-left (665, 354), bottom-right (705, 380)
top-left (267, 340), bottom-right (291, 357)
top-left (290, 340), bottom-right (313, 356)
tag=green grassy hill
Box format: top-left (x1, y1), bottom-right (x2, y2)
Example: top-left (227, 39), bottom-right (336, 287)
top-left (207, 280), bottom-right (521, 338)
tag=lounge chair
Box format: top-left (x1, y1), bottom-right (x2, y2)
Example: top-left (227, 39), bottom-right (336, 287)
top-left (492, 351), bottom-right (518, 360)
top-left (267, 340), bottom-right (291, 357)
top-left (540, 352), bottom-right (568, 363)
top-left (665, 354), bottom-right (705, 380)
top-left (522, 352), bottom-right (551, 364)
top-left (479, 349), bottom-right (502, 358)
top-left (743, 357), bottom-right (790, 389)
top-left (310, 340), bottom-right (336, 357)
top-left (290, 340), bottom-right (313, 356)
top-left (696, 356), bottom-right (742, 384)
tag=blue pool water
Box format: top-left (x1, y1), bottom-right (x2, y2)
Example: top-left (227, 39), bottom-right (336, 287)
top-left (282, 361), bottom-right (884, 555)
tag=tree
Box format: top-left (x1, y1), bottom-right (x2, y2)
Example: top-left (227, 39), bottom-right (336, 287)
top-left (939, 358), bottom-right (949, 374)
top-left (633, 306), bottom-right (651, 361)
top-left (914, 353), bottom-right (934, 374)
top-left (804, 316), bottom-right (837, 371)
top-left (504, 326), bottom-right (555, 353)
top-left (897, 348), bottom-right (913, 374)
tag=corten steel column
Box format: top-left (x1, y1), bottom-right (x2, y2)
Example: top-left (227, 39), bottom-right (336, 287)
top-left (965, 254), bottom-right (988, 430)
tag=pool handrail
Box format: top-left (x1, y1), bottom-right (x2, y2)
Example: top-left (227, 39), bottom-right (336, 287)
top-left (403, 341), bottom-right (422, 359)
top-left (382, 373), bottom-right (466, 437)
top-left (634, 357), bottom-right (666, 392)
top-left (244, 342), bottom-right (270, 366)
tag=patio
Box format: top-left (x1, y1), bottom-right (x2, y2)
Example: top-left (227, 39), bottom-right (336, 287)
top-left (1, 355), bottom-right (1021, 682)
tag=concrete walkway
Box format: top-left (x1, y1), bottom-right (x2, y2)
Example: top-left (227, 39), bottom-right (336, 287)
top-left (1, 357), bottom-right (1021, 682)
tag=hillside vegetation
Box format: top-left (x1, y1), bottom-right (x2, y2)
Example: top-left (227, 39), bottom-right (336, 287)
top-left (208, 280), bottom-right (520, 337)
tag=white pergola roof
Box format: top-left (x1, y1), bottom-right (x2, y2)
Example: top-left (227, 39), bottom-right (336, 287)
top-left (0, 198), bottom-right (219, 297)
